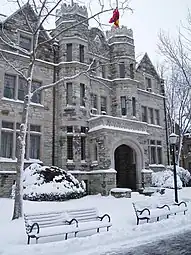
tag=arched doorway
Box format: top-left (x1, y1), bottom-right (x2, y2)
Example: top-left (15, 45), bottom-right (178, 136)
top-left (114, 144), bottom-right (136, 190)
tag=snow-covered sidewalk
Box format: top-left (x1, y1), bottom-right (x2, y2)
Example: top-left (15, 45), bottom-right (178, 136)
top-left (1, 188), bottom-right (191, 255)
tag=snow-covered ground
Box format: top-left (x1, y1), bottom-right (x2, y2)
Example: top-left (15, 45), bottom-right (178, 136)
top-left (1, 188), bottom-right (191, 255)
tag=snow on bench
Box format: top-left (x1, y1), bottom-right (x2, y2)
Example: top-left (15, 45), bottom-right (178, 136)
top-left (24, 208), bottom-right (111, 244)
top-left (155, 197), bottom-right (188, 215)
top-left (132, 201), bottom-right (170, 225)
top-left (132, 196), bottom-right (188, 225)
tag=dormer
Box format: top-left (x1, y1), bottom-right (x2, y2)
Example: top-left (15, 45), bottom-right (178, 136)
top-left (136, 53), bottom-right (161, 94)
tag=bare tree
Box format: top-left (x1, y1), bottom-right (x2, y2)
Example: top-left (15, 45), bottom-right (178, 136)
top-left (158, 16), bottom-right (191, 164)
top-left (0, 0), bottom-right (131, 219)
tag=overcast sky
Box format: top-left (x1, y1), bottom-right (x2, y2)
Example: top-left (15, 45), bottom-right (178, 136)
top-left (1, 0), bottom-right (191, 64)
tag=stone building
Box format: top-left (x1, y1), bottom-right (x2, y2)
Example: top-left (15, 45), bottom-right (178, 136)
top-left (0, 3), bottom-right (167, 197)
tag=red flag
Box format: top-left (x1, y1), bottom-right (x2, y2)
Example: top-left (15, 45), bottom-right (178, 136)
top-left (109, 8), bottom-right (119, 27)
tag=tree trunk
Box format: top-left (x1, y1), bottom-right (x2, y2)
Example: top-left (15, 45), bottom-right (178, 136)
top-left (12, 93), bottom-right (31, 220)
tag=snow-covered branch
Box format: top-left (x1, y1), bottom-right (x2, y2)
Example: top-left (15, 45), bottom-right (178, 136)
top-left (0, 51), bottom-right (27, 80)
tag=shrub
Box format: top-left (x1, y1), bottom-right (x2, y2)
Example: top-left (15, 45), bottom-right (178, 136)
top-left (152, 170), bottom-right (182, 189)
top-left (167, 165), bottom-right (191, 186)
top-left (22, 163), bottom-right (86, 201)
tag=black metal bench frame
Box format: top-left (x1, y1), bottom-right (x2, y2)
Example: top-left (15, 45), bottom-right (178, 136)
top-left (25, 212), bottom-right (111, 244)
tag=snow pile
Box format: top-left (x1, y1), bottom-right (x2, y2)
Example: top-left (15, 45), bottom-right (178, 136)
top-left (1, 188), bottom-right (191, 255)
top-left (22, 163), bottom-right (86, 201)
top-left (152, 170), bottom-right (182, 189)
top-left (167, 165), bottom-right (191, 186)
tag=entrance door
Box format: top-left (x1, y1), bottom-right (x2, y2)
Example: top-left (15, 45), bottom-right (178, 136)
top-left (114, 144), bottom-right (136, 190)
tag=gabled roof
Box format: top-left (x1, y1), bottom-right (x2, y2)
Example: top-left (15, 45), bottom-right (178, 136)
top-left (0, 3), bottom-right (30, 24)
top-left (136, 52), bottom-right (159, 78)
top-left (0, 3), bottom-right (50, 40)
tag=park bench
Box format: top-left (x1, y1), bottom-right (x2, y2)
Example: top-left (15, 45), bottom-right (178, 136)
top-left (24, 207), bottom-right (112, 244)
top-left (132, 197), bottom-right (188, 225)
top-left (132, 201), bottom-right (170, 225)
top-left (156, 197), bottom-right (188, 216)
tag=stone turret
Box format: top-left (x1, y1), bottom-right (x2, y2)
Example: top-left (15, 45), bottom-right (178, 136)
top-left (55, 3), bottom-right (90, 170)
top-left (56, 3), bottom-right (88, 40)
top-left (106, 26), bottom-right (135, 79)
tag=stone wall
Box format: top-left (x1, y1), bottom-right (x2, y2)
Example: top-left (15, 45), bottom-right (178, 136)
top-left (69, 170), bottom-right (116, 195)
top-left (0, 173), bottom-right (16, 197)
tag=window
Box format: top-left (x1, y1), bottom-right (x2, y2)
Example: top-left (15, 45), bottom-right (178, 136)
top-left (1, 122), bottom-right (41, 159)
top-left (66, 43), bottom-right (72, 61)
top-left (146, 77), bottom-right (152, 90)
top-left (30, 134), bottom-right (40, 159)
top-left (80, 83), bottom-right (85, 106)
top-left (81, 126), bottom-right (86, 133)
top-left (1, 121), bottom-right (14, 158)
top-left (66, 82), bottom-right (72, 105)
top-left (67, 136), bottom-right (73, 160)
top-left (141, 106), bottom-right (147, 122)
top-left (29, 124), bottom-right (41, 159)
top-left (18, 78), bottom-right (41, 103)
top-left (132, 97), bottom-right (136, 116)
top-left (155, 109), bottom-right (160, 125)
top-left (30, 125), bottom-right (41, 132)
top-left (119, 62), bottom-right (125, 78)
top-left (91, 94), bottom-right (97, 109)
top-left (4, 74), bottom-right (16, 99)
top-left (81, 136), bottom-right (86, 160)
top-left (150, 147), bottom-right (156, 164)
top-left (149, 140), bottom-right (162, 164)
top-left (93, 144), bottom-right (98, 161)
top-left (79, 44), bottom-right (84, 63)
top-left (121, 96), bottom-right (126, 116)
top-left (148, 108), bottom-right (154, 124)
top-left (4, 74), bottom-right (41, 104)
top-left (130, 64), bottom-right (134, 79)
top-left (19, 34), bottom-right (31, 51)
top-left (67, 126), bottom-right (73, 133)
top-left (101, 96), bottom-right (107, 112)
top-left (157, 147), bottom-right (162, 164)
top-left (31, 81), bottom-right (41, 104)
top-left (18, 77), bottom-right (27, 101)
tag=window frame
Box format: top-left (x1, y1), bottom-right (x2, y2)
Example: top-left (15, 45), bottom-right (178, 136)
top-left (1, 121), bottom-right (14, 158)
top-left (119, 62), bottom-right (125, 78)
top-left (19, 33), bottom-right (32, 52)
top-left (121, 96), bottom-right (127, 116)
top-left (155, 109), bottom-right (160, 125)
top-left (80, 83), bottom-right (85, 107)
top-left (67, 136), bottom-right (73, 160)
top-left (130, 63), bottom-right (134, 79)
top-left (148, 108), bottom-right (154, 124)
top-left (4, 74), bottom-right (16, 100)
top-left (100, 96), bottom-right (107, 113)
top-left (66, 43), bottom-right (72, 62)
top-left (79, 44), bottom-right (85, 63)
top-left (132, 97), bottom-right (136, 117)
top-left (141, 106), bottom-right (147, 122)
top-left (148, 139), bottom-right (163, 165)
top-left (66, 82), bottom-right (73, 105)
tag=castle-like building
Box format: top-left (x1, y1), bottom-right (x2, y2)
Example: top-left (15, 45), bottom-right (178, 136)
top-left (0, 3), bottom-right (167, 197)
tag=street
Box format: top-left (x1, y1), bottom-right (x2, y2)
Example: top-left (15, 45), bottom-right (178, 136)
top-left (105, 230), bottom-right (191, 255)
